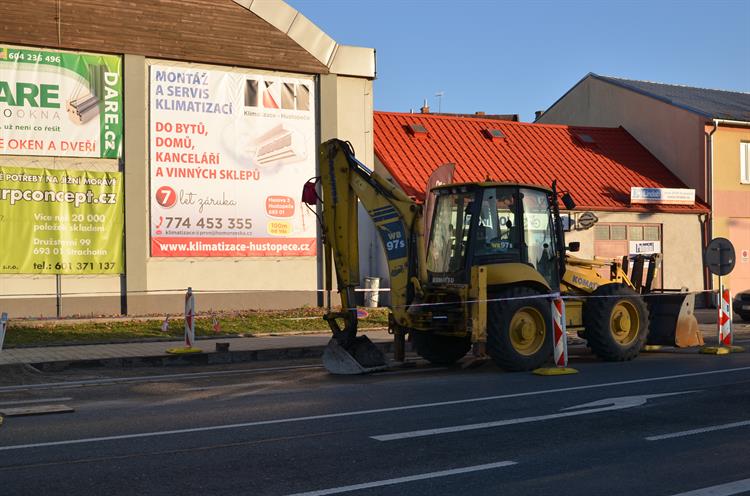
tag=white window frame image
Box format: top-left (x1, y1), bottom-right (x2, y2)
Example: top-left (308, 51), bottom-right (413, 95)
top-left (741, 141), bottom-right (750, 184)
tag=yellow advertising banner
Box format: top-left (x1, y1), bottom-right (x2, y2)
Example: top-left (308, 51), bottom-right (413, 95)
top-left (0, 166), bottom-right (123, 274)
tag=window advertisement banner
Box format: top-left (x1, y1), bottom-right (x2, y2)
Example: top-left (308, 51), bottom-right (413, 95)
top-left (0, 167), bottom-right (124, 274)
top-left (0, 45), bottom-right (122, 159)
top-left (148, 63), bottom-right (316, 257)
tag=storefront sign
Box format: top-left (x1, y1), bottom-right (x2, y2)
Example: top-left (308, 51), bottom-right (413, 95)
top-left (629, 240), bottom-right (661, 255)
top-left (0, 166), bottom-right (123, 274)
top-left (576, 211), bottom-right (598, 230)
top-left (630, 187), bottom-right (695, 205)
top-left (148, 63), bottom-right (316, 257)
top-left (0, 45), bottom-right (123, 159)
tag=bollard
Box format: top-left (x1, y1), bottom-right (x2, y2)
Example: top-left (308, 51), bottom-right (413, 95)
top-left (719, 286), bottom-right (732, 347)
top-left (533, 298), bottom-right (578, 375)
top-left (166, 288), bottom-right (201, 354)
top-left (184, 287), bottom-right (195, 348)
top-left (701, 284), bottom-right (744, 354)
top-left (0, 312), bottom-right (7, 351)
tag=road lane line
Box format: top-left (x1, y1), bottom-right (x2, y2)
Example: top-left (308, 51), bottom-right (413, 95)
top-left (1, 367), bottom-right (749, 451)
top-left (670, 478), bottom-right (750, 496)
top-left (646, 420), bottom-right (750, 441)
top-left (284, 461), bottom-right (517, 496)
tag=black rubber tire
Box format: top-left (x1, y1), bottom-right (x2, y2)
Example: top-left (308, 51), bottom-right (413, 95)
top-left (413, 332), bottom-right (471, 365)
top-left (583, 284), bottom-right (649, 361)
top-left (738, 311), bottom-right (750, 322)
top-left (487, 287), bottom-right (553, 371)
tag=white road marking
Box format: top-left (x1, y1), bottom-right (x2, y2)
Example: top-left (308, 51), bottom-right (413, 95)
top-left (0, 397), bottom-right (72, 406)
top-left (0, 367), bottom-right (747, 451)
top-left (670, 477), bottom-right (750, 496)
top-left (646, 420), bottom-right (750, 441)
top-left (372, 392), bottom-right (697, 441)
top-left (284, 461), bottom-right (517, 496)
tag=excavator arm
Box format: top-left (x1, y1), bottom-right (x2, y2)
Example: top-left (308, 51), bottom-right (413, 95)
top-left (305, 139), bottom-right (425, 372)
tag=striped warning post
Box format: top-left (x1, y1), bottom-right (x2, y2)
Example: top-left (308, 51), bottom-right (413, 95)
top-left (533, 297), bottom-right (577, 375)
top-left (701, 284), bottom-right (743, 354)
top-left (552, 298), bottom-right (568, 367)
top-left (719, 285), bottom-right (732, 347)
top-left (167, 287), bottom-right (201, 354)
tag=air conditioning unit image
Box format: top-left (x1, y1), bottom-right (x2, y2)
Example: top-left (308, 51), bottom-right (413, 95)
top-left (67, 92), bottom-right (100, 124)
top-left (254, 123), bottom-right (307, 166)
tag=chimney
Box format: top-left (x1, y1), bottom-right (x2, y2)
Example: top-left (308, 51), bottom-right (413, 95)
top-left (535, 110), bottom-right (544, 120)
top-left (475, 111), bottom-right (486, 116)
top-left (420, 99), bottom-right (430, 114)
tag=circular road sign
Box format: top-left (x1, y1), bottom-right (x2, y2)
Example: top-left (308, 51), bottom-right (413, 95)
top-left (705, 237), bottom-right (736, 276)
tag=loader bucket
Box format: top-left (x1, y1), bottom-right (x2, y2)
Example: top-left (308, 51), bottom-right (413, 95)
top-left (322, 335), bottom-right (389, 374)
top-left (644, 292), bottom-right (704, 348)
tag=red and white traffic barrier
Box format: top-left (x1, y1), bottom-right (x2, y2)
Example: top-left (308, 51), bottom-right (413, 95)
top-left (718, 284), bottom-right (732, 347)
top-left (184, 287), bottom-right (196, 348)
top-left (552, 298), bottom-right (568, 367)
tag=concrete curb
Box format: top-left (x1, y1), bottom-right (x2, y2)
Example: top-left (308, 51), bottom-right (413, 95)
top-left (3, 340), bottom-right (399, 373)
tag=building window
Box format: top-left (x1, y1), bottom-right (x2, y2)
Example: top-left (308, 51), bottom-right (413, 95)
top-left (629, 226), bottom-right (644, 241)
top-left (610, 225), bottom-right (627, 240)
top-left (742, 142), bottom-right (750, 184)
top-left (594, 225), bottom-right (610, 240)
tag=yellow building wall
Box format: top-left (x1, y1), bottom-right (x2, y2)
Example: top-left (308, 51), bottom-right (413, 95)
top-left (709, 125), bottom-right (750, 292)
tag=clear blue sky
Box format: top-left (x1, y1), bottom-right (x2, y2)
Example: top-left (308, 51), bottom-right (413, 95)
top-left (287, 0), bottom-right (750, 122)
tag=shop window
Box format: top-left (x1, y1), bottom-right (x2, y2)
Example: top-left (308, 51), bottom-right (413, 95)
top-left (610, 225), bottom-right (626, 240)
top-left (629, 226), bottom-right (643, 241)
top-left (594, 225), bottom-right (610, 240)
top-left (742, 142), bottom-right (750, 184)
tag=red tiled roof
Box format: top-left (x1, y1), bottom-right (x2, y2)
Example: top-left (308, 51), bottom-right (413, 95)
top-left (373, 111), bottom-right (708, 213)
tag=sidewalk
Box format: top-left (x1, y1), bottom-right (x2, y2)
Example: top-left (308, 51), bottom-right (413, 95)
top-left (0, 330), bottom-right (395, 371)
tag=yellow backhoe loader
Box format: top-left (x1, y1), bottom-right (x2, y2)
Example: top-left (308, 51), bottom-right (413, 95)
top-left (303, 139), bottom-right (700, 374)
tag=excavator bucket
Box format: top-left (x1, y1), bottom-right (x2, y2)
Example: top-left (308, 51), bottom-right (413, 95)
top-left (644, 291), bottom-right (704, 348)
top-left (322, 336), bottom-right (389, 375)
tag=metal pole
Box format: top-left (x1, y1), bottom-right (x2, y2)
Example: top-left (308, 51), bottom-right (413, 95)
top-left (56, 274), bottom-right (62, 319)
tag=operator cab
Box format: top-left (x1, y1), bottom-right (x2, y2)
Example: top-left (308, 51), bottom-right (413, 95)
top-left (426, 183), bottom-right (562, 288)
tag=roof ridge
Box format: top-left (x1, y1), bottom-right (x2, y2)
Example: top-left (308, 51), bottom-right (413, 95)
top-left (374, 110), bottom-right (622, 131)
top-left (594, 73), bottom-right (750, 97)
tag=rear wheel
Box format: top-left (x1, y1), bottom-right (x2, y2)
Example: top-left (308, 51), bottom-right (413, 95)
top-left (738, 311), bottom-right (750, 322)
top-left (583, 284), bottom-right (649, 361)
top-left (487, 287), bottom-right (553, 371)
top-left (413, 332), bottom-right (471, 365)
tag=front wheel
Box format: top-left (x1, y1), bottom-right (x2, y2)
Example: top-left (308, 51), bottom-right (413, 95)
top-left (583, 284), bottom-right (649, 361)
top-left (487, 287), bottom-right (553, 371)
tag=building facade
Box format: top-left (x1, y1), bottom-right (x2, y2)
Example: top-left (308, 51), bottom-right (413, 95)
top-left (537, 73), bottom-right (750, 292)
top-left (0, 0), bottom-right (375, 317)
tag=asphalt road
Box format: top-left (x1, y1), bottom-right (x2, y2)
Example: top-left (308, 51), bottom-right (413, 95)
top-left (1, 341), bottom-right (750, 496)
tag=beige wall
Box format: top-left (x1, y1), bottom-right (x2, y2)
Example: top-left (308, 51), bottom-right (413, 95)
top-left (539, 77), bottom-right (708, 200)
top-left (320, 74), bottom-right (374, 163)
top-left (563, 211), bottom-right (704, 291)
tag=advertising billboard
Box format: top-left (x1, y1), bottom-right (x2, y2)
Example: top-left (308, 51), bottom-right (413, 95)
top-left (0, 166), bottom-right (124, 274)
top-left (149, 63), bottom-right (317, 257)
top-left (0, 45), bottom-right (122, 159)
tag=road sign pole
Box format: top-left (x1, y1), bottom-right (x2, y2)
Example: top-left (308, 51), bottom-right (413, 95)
top-left (702, 237), bottom-right (743, 354)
